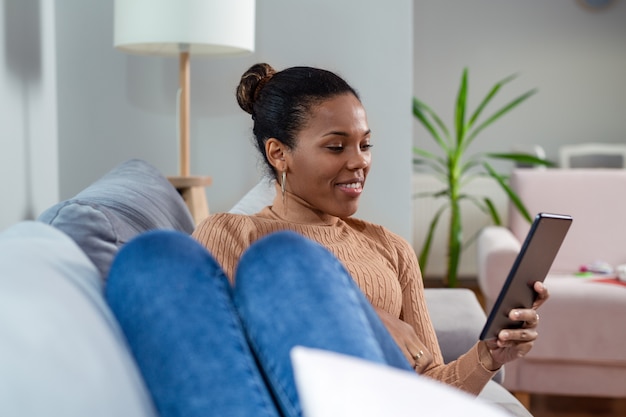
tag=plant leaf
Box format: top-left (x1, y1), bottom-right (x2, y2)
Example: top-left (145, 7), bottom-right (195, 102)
top-left (413, 98), bottom-right (450, 150)
top-left (486, 152), bottom-right (555, 167)
top-left (465, 89), bottom-right (538, 147)
top-left (459, 158), bottom-right (482, 177)
top-left (468, 73), bottom-right (517, 128)
top-left (483, 197), bottom-right (502, 225)
top-left (413, 147), bottom-right (447, 168)
top-left (455, 68), bottom-right (468, 146)
top-left (418, 205), bottom-right (447, 274)
top-left (483, 162), bottom-right (533, 222)
top-left (413, 188), bottom-right (449, 200)
top-left (413, 160), bottom-right (447, 179)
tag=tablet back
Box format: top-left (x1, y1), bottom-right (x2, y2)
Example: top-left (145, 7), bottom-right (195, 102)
top-left (480, 213), bottom-right (572, 340)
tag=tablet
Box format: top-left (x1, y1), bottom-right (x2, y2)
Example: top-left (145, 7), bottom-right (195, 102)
top-left (479, 212), bottom-right (573, 340)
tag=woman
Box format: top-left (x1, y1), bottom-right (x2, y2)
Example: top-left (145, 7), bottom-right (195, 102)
top-left (193, 64), bottom-right (546, 389)
top-left (106, 63), bottom-right (547, 417)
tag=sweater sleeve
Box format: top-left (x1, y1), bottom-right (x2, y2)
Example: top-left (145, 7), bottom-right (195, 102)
top-left (391, 232), bottom-right (496, 395)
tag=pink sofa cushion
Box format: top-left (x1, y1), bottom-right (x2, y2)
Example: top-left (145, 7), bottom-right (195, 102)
top-left (509, 169), bottom-right (626, 273)
top-left (530, 276), bottom-right (626, 364)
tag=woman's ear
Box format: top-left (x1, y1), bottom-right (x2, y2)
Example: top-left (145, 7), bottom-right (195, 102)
top-left (265, 138), bottom-right (287, 171)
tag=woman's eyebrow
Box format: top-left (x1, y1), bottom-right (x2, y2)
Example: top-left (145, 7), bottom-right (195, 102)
top-left (322, 129), bottom-right (371, 138)
top-left (322, 130), bottom-right (349, 137)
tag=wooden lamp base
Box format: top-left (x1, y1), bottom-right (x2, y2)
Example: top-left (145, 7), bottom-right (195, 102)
top-left (168, 176), bottom-right (212, 225)
top-left (169, 51), bottom-right (212, 225)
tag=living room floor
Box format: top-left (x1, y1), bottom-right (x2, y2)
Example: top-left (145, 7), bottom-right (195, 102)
top-left (529, 395), bottom-right (626, 417)
top-left (425, 278), bottom-right (626, 417)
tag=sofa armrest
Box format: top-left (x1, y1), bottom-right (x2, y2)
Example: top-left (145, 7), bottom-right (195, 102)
top-left (0, 222), bottom-right (156, 417)
top-left (424, 288), bottom-right (503, 383)
top-left (424, 288), bottom-right (485, 363)
top-left (477, 226), bottom-right (521, 306)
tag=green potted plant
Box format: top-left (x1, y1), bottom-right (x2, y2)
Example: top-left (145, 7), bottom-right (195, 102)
top-left (413, 68), bottom-right (554, 287)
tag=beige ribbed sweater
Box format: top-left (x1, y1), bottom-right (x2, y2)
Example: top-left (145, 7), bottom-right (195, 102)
top-left (192, 190), bottom-right (495, 395)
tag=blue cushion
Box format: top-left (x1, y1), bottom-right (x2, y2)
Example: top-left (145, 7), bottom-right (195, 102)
top-left (38, 159), bottom-right (194, 279)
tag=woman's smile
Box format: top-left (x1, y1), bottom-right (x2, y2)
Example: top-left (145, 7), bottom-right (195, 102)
top-left (335, 179), bottom-right (364, 197)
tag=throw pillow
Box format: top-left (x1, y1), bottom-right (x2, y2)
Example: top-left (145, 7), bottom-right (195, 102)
top-left (38, 159), bottom-right (195, 279)
top-left (291, 346), bottom-right (511, 417)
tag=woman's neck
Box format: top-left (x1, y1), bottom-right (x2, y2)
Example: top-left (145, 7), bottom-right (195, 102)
top-left (269, 183), bottom-right (339, 226)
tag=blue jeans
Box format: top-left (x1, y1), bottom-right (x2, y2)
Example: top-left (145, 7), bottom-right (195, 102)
top-left (105, 230), bottom-right (412, 417)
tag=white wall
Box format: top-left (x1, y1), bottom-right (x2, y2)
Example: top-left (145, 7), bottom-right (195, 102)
top-left (52, 0), bottom-right (414, 242)
top-left (0, 0), bottom-right (58, 231)
top-left (412, 0), bottom-right (626, 278)
top-left (413, 0), bottom-right (626, 161)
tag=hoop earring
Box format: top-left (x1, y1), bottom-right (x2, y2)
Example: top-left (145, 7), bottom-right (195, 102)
top-left (281, 170), bottom-right (287, 204)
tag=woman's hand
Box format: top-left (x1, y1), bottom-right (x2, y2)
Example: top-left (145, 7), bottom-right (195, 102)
top-left (480, 281), bottom-right (550, 370)
top-left (374, 306), bottom-right (433, 373)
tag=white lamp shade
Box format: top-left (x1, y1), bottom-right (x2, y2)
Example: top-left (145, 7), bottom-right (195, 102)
top-left (114, 0), bottom-right (255, 56)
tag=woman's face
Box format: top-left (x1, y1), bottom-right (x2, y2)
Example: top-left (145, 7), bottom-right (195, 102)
top-left (284, 93), bottom-right (372, 218)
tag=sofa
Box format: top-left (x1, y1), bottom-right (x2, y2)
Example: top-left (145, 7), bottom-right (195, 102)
top-left (0, 159), bottom-right (529, 416)
top-left (477, 168), bottom-right (626, 404)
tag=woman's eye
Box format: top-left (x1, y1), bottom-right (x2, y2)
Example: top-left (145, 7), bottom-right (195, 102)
top-left (327, 146), bottom-right (344, 152)
top-left (361, 143), bottom-right (373, 150)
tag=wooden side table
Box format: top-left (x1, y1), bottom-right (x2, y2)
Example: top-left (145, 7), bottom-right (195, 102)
top-left (168, 176), bottom-right (212, 225)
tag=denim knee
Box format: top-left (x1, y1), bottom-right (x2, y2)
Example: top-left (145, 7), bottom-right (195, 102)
top-left (105, 230), bottom-right (281, 417)
top-left (231, 231), bottom-right (389, 417)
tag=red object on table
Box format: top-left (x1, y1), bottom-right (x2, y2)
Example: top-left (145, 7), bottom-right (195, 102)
top-left (591, 277), bottom-right (626, 287)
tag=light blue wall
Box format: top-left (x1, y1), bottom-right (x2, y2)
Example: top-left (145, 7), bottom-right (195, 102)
top-left (0, 0), bottom-right (58, 231)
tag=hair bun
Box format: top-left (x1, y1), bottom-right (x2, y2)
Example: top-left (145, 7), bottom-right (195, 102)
top-left (236, 63), bottom-right (276, 115)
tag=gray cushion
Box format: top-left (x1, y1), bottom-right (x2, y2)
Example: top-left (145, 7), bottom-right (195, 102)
top-left (0, 221), bottom-right (156, 417)
top-left (38, 159), bottom-right (194, 279)
top-left (424, 288), bottom-right (504, 384)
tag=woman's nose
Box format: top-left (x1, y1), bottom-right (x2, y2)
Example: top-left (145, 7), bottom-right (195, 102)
top-left (347, 149), bottom-right (371, 170)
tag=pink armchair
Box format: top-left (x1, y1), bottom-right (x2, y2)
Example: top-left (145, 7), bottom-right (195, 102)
top-left (477, 168), bottom-right (626, 404)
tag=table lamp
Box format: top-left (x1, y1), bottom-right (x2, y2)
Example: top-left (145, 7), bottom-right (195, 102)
top-left (114, 0), bottom-right (255, 223)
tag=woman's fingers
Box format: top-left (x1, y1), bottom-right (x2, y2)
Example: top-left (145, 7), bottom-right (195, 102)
top-left (509, 308), bottom-right (540, 329)
top-left (485, 280), bottom-right (550, 366)
top-left (532, 281), bottom-right (549, 309)
top-left (411, 347), bottom-right (433, 373)
top-left (373, 306), bottom-right (433, 373)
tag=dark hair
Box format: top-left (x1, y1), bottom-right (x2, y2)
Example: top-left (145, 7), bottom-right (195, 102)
top-left (236, 63), bottom-right (360, 177)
